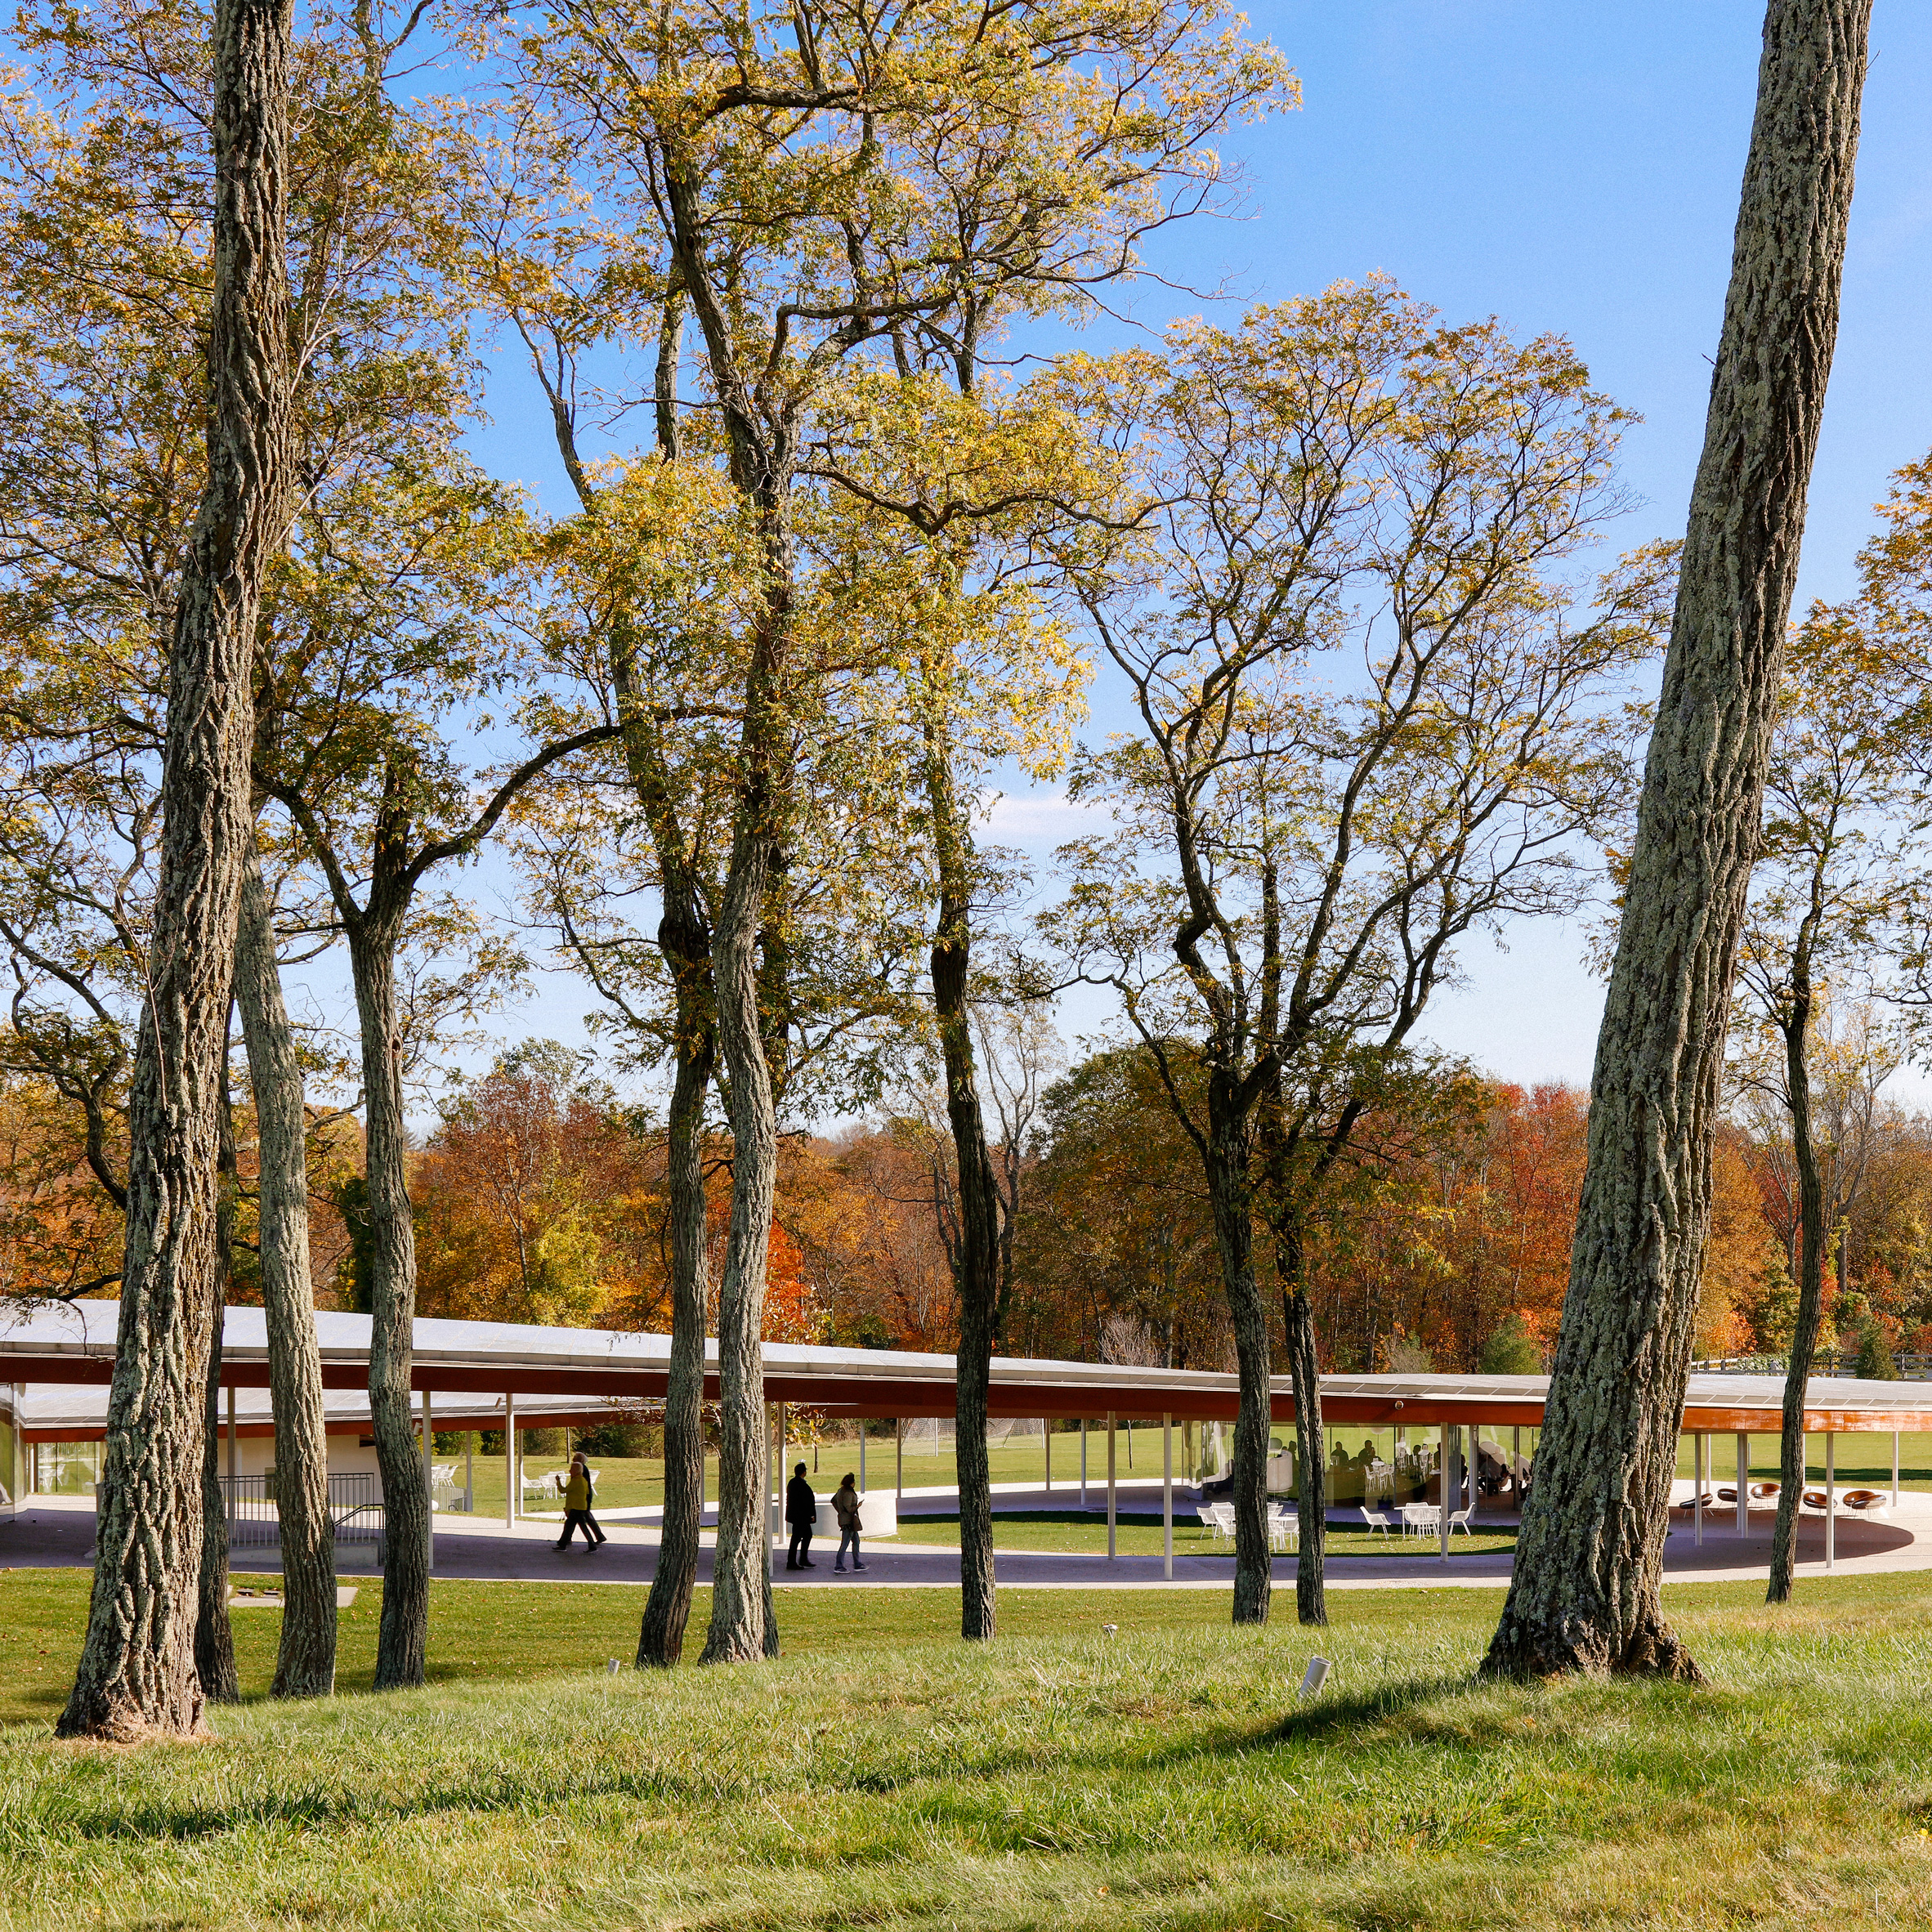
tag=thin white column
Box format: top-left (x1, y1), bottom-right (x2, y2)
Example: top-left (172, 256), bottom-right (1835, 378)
top-left (422, 1387), bottom-right (435, 1573)
top-left (1467, 1423), bottom-right (1478, 1521)
top-left (895, 1418), bottom-right (903, 1502)
top-left (463, 1432), bottom-right (473, 1512)
top-left (1826, 1432), bottom-right (1836, 1572)
top-left (1693, 1433), bottom-right (1702, 1548)
top-left (1439, 1422), bottom-right (1451, 1563)
top-left (1162, 1414), bottom-right (1173, 1581)
top-left (504, 1393), bottom-right (516, 1526)
top-left (1107, 1411), bottom-right (1117, 1559)
top-left (1044, 1421), bottom-right (1051, 1495)
top-left (1894, 1429), bottom-right (1901, 1509)
top-left (226, 1381), bottom-right (237, 1484)
top-left (768, 1406), bottom-right (780, 1578)
top-left (1080, 1420), bottom-right (1088, 1506)
top-left (859, 1424), bottom-right (866, 1493)
top-left (1737, 1433), bottom-right (1748, 1536)
top-left (1512, 1424), bottom-right (1521, 1508)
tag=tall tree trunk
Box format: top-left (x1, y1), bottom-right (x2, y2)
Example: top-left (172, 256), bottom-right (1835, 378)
top-left (600, 505), bottom-right (716, 1666)
top-left (1277, 1208), bottom-right (1326, 1626)
top-left (1769, 984), bottom-right (1827, 1602)
top-left (700, 846), bottom-right (778, 1664)
top-left (350, 919), bottom-right (429, 1689)
top-left (235, 843), bottom-right (337, 1693)
top-left (637, 927), bottom-right (714, 1667)
top-left (1206, 1088), bottom-right (1271, 1625)
top-left (58, 0), bottom-right (293, 1742)
top-left (924, 713), bottom-right (1004, 1643)
top-left (699, 458), bottom-right (794, 1666)
top-left (1485, 0), bottom-right (1870, 1682)
top-left (195, 1093), bottom-right (237, 1705)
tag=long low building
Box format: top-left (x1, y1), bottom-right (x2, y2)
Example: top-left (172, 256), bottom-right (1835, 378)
top-left (5, 1300), bottom-right (1931, 1555)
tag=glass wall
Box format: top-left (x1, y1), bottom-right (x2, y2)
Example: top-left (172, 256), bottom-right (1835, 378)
top-left (34, 1441), bottom-right (101, 1495)
top-left (0, 1385), bottom-right (14, 1510)
top-left (1313, 1424), bottom-right (1541, 1509)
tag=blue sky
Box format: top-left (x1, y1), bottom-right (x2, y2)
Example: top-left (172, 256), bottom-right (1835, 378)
top-left (466, 3), bottom-right (1932, 1107)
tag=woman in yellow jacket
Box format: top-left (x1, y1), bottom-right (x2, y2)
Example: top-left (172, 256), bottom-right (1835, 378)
top-left (555, 1451), bottom-right (607, 1550)
top-left (831, 1474), bottom-right (865, 1572)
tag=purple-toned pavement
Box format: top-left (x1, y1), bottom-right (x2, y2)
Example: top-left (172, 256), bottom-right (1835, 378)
top-left (8, 1487), bottom-right (1930, 1592)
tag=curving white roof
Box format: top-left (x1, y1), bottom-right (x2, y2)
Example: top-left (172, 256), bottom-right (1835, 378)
top-left (4, 1301), bottom-right (1930, 1432)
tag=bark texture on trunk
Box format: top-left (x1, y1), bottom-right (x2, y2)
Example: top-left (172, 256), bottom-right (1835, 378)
top-left (58, 0), bottom-right (293, 1742)
top-left (700, 844), bottom-right (778, 1665)
top-left (235, 844), bottom-right (337, 1693)
top-left (636, 917), bottom-right (713, 1667)
top-left (351, 923), bottom-right (429, 1689)
top-left (925, 720), bottom-right (1003, 1644)
top-left (1207, 1094), bottom-right (1271, 1626)
top-left (1769, 978), bottom-right (1827, 1603)
top-left (1282, 1269), bottom-right (1326, 1628)
top-left (195, 1165), bottom-right (237, 1706)
top-left (1485, 0), bottom-right (1870, 1682)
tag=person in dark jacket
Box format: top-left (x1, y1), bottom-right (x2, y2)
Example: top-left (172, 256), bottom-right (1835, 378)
top-left (785, 1461), bottom-right (816, 1569)
top-left (555, 1452), bottom-right (607, 1550)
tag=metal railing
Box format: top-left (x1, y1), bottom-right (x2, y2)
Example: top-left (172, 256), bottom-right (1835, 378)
top-left (324, 1473), bottom-right (383, 1556)
top-left (88, 1471), bottom-right (397, 1562)
top-left (208, 1472), bottom-right (384, 1559)
top-left (1693, 1351), bottom-right (1932, 1380)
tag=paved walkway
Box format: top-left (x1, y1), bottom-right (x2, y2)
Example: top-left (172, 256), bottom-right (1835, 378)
top-left (8, 1488), bottom-right (1930, 1592)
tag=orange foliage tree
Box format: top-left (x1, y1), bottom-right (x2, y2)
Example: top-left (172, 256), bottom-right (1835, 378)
top-left (412, 1042), bottom-right (670, 1330)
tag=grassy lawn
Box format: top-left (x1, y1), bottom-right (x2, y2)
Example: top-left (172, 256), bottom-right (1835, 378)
top-left (7, 1568), bottom-right (1932, 1927)
top-left (887, 1511), bottom-right (1520, 1560)
top-left (1675, 1429), bottom-right (1932, 1487)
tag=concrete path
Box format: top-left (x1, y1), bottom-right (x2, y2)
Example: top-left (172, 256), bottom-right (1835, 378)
top-left (9, 1488), bottom-right (1930, 1593)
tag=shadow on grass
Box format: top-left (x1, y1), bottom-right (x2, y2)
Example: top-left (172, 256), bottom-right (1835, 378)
top-left (9, 1687), bottom-right (68, 1715)
top-left (1267, 1672), bottom-right (1475, 1745)
top-left (17, 1675), bottom-right (1479, 1849)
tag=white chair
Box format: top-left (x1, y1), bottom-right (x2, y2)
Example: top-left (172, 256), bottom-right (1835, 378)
top-left (1208, 1502), bottom-right (1237, 1547)
top-left (1401, 1503), bottom-right (1440, 1539)
top-left (1447, 1506), bottom-right (1475, 1537)
top-left (1358, 1505), bottom-right (1393, 1539)
top-left (1267, 1505), bottom-right (1299, 1553)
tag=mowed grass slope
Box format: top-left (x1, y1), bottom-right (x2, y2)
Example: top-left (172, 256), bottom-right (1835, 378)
top-left (6, 1572), bottom-right (1932, 1929)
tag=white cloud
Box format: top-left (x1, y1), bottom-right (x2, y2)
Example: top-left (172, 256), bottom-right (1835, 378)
top-left (974, 786), bottom-right (1112, 843)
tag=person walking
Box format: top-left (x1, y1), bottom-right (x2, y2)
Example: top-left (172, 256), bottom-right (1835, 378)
top-left (832, 1472), bottom-right (865, 1573)
top-left (785, 1460), bottom-right (817, 1570)
top-left (555, 1451), bottom-right (607, 1551)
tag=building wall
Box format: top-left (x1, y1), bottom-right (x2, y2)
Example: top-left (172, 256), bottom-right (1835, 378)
top-left (210, 1433), bottom-right (385, 1486)
top-left (0, 1384), bottom-right (16, 1520)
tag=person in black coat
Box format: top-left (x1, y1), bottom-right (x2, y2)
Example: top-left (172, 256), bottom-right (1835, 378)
top-left (785, 1461), bottom-right (816, 1569)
